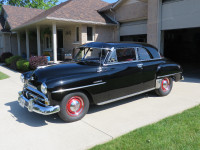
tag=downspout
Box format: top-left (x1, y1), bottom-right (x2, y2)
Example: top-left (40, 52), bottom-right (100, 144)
top-left (9, 32), bottom-right (12, 53)
top-left (110, 8), bottom-right (120, 42)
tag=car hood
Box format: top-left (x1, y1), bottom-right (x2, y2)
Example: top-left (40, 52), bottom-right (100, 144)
top-left (31, 62), bottom-right (97, 85)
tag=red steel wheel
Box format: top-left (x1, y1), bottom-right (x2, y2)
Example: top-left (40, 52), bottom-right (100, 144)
top-left (59, 92), bottom-right (89, 122)
top-left (66, 96), bottom-right (84, 117)
top-left (155, 77), bottom-right (173, 96)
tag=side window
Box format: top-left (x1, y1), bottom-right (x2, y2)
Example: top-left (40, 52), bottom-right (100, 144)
top-left (108, 48), bottom-right (136, 63)
top-left (116, 48), bottom-right (136, 62)
top-left (137, 48), bottom-right (152, 61)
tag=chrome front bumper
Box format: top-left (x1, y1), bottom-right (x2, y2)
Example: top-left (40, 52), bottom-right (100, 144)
top-left (18, 91), bottom-right (60, 115)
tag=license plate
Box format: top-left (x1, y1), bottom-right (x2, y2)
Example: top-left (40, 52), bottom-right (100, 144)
top-left (19, 97), bottom-right (25, 108)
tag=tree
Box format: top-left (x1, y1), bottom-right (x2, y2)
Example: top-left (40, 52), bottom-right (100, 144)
top-left (0, 0), bottom-right (59, 9)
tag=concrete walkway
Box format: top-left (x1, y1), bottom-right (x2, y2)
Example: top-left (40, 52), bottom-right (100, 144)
top-left (0, 64), bottom-right (200, 150)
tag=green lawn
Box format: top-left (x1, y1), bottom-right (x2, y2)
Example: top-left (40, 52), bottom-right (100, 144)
top-left (0, 71), bottom-right (9, 80)
top-left (91, 105), bottom-right (200, 150)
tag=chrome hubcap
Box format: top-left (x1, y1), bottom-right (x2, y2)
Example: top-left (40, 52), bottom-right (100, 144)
top-left (70, 100), bottom-right (80, 112)
top-left (161, 78), bottom-right (170, 92)
top-left (66, 96), bottom-right (84, 117)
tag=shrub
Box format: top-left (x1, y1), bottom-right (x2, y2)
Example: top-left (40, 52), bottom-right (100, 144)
top-left (17, 60), bottom-right (27, 70)
top-left (16, 60), bottom-right (30, 71)
top-left (5, 56), bottom-right (22, 66)
top-left (10, 59), bottom-right (19, 70)
top-left (22, 62), bottom-right (30, 71)
top-left (29, 56), bottom-right (48, 70)
top-left (1, 52), bottom-right (13, 62)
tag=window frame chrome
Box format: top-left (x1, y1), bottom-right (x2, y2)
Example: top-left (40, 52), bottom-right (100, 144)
top-left (103, 47), bottom-right (162, 66)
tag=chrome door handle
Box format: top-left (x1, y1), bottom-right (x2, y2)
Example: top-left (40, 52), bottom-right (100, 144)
top-left (137, 64), bottom-right (143, 68)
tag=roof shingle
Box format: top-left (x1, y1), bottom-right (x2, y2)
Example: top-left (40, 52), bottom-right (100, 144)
top-left (2, 5), bottom-right (44, 29)
top-left (20, 0), bottom-right (116, 28)
top-left (98, 2), bottom-right (116, 12)
top-left (2, 0), bottom-right (116, 30)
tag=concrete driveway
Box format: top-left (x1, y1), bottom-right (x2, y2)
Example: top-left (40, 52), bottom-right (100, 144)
top-left (0, 64), bottom-right (200, 150)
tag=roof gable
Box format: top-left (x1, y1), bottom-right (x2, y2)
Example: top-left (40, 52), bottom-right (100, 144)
top-left (14, 0), bottom-right (116, 30)
top-left (2, 5), bottom-right (44, 29)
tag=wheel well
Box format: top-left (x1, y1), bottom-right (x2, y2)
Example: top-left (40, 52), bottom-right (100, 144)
top-left (71, 89), bottom-right (94, 105)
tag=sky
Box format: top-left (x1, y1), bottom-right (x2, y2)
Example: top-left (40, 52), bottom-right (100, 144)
top-left (59, 0), bottom-right (118, 4)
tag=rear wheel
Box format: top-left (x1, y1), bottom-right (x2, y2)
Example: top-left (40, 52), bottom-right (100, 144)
top-left (58, 92), bottom-right (89, 122)
top-left (155, 77), bottom-right (173, 96)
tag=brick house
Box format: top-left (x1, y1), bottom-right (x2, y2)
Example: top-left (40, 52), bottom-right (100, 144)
top-left (0, 0), bottom-right (118, 63)
top-left (1, 0), bottom-right (200, 64)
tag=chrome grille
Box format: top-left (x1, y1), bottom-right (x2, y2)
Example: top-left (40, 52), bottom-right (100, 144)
top-left (23, 84), bottom-right (49, 106)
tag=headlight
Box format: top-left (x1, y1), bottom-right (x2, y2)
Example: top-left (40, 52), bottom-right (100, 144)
top-left (20, 74), bottom-right (25, 83)
top-left (41, 83), bottom-right (47, 94)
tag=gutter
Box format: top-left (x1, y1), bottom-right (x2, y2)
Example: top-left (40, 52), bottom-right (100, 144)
top-left (11, 17), bottom-right (117, 31)
top-left (9, 32), bottom-right (12, 53)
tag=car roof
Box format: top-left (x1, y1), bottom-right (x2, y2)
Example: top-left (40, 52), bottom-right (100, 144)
top-left (80, 42), bottom-right (157, 50)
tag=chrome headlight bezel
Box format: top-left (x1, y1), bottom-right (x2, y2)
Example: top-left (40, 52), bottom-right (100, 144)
top-left (41, 83), bottom-right (47, 94)
top-left (20, 74), bottom-right (25, 83)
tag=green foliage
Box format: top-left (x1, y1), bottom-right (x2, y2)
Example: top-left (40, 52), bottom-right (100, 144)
top-left (22, 62), bottom-right (30, 71)
top-left (16, 59), bottom-right (30, 71)
top-left (0, 0), bottom-right (59, 9)
top-left (91, 105), bottom-right (200, 150)
top-left (17, 59), bottom-right (27, 70)
top-left (5, 56), bottom-right (22, 65)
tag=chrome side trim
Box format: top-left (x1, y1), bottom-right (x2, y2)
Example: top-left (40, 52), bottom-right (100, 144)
top-left (52, 82), bottom-right (106, 93)
top-left (97, 88), bottom-right (155, 105)
top-left (157, 72), bottom-right (182, 79)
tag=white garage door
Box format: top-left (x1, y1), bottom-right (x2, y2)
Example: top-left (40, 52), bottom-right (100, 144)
top-left (162, 0), bottom-right (200, 30)
top-left (120, 20), bottom-right (147, 36)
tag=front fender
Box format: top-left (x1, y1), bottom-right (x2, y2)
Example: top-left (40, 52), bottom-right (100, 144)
top-left (46, 72), bottom-right (101, 101)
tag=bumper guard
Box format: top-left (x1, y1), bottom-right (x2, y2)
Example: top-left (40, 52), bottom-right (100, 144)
top-left (18, 91), bottom-right (60, 115)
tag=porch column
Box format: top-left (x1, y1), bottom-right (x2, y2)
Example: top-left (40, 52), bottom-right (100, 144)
top-left (26, 29), bottom-right (30, 60)
top-left (52, 23), bottom-right (57, 63)
top-left (37, 26), bottom-right (41, 56)
top-left (17, 33), bottom-right (21, 56)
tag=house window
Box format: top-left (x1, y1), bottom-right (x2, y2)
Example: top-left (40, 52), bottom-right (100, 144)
top-left (45, 36), bottom-right (51, 49)
top-left (76, 27), bottom-right (79, 42)
top-left (87, 27), bottom-right (93, 41)
top-left (162, 0), bottom-right (181, 4)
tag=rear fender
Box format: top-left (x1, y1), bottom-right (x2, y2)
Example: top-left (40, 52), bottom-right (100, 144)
top-left (156, 63), bottom-right (183, 83)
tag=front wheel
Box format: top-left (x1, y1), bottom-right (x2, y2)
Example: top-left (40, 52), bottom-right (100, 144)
top-left (58, 92), bottom-right (89, 122)
top-left (155, 77), bottom-right (173, 96)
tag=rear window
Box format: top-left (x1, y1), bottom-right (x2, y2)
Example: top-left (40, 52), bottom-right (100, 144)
top-left (137, 48), bottom-right (152, 61)
top-left (145, 47), bottom-right (161, 59)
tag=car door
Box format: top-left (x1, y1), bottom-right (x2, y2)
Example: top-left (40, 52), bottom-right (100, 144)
top-left (137, 47), bottom-right (161, 90)
top-left (94, 48), bottom-right (144, 104)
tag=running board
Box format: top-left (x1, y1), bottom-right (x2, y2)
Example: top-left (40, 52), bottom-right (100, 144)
top-left (97, 88), bottom-right (156, 105)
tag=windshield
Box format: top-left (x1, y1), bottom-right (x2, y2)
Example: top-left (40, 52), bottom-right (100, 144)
top-left (74, 47), bottom-right (109, 64)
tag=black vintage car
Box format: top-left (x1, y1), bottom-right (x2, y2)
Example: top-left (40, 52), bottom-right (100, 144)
top-left (18, 42), bottom-right (183, 122)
